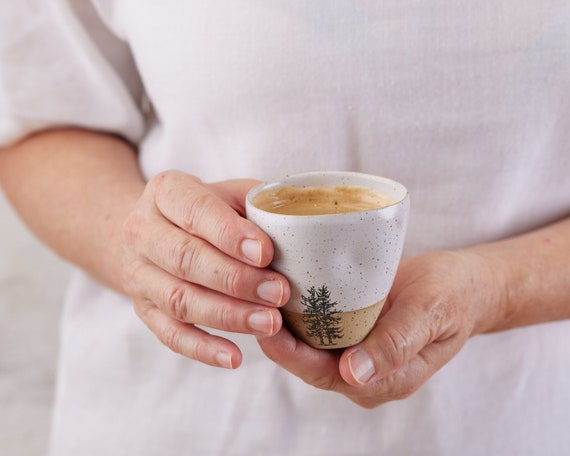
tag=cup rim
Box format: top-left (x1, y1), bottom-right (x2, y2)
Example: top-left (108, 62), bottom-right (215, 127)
top-left (246, 171), bottom-right (409, 218)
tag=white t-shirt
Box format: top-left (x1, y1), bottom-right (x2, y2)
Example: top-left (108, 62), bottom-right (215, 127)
top-left (1, 1), bottom-right (570, 455)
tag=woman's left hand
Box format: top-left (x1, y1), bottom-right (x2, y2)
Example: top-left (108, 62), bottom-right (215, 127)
top-left (257, 249), bottom-right (504, 408)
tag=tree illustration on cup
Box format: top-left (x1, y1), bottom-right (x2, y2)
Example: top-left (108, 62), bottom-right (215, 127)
top-left (301, 285), bottom-right (344, 347)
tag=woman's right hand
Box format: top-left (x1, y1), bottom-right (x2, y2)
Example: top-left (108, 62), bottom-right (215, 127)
top-left (120, 170), bottom-right (290, 369)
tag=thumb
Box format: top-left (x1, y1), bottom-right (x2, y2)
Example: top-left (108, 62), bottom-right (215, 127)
top-left (339, 305), bottom-right (433, 386)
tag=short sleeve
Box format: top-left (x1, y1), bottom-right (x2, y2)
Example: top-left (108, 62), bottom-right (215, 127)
top-left (0, 0), bottom-right (147, 147)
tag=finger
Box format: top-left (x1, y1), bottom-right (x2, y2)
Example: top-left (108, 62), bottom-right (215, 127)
top-left (208, 179), bottom-right (261, 216)
top-left (257, 326), bottom-right (348, 393)
top-left (131, 214), bottom-right (288, 306)
top-left (147, 171), bottom-right (274, 267)
top-left (130, 261), bottom-right (283, 337)
top-left (134, 299), bottom-right (242, 369)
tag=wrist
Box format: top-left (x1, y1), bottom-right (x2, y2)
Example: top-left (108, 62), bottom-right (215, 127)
top-left (463, 218), bottom-right (570, 335)
top-left (460, 248), bottom-right (513, 336)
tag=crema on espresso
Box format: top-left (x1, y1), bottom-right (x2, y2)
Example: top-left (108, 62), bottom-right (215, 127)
top-left (252, 185), bottom-right (396, 215)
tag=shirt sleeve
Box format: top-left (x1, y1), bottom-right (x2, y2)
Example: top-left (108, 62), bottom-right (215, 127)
top-left (0, 0), bottom-right (146, 147)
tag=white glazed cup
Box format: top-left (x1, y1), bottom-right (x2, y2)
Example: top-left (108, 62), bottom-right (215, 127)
top-left (246, 171), bottom-right (409, 349)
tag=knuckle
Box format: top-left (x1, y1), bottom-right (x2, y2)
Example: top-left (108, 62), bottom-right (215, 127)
top-left (428, 301), bottom-right (452, 338)
top-left (146, 170), bottom-right (170, 196)
top-left (186, 338), bottom-right (208, 363)
top-left (132, 297), bottom-right (152, 321)
top-left (379, 327), bottom-right (411, 371)
top-left (147, 170), bottom-right (202, 203)
top-left (164, 284), bottom-right (191, 321)
top-left (169, 237), bottom-right (199, 278)
top-left (180, 191), bottom-right (213, 233)
top-left (428, 296), bottom-right (466, 341)
top-left (219, 263), bottom-right (246, 297)
top-left (148, 169), bottom-right (186, 190)
top-left (213, 303), bottom-right (236, 332)
top-left (213, 217), bottom-right (239, 251)
top-left (160, 323), bottom-right (184, 354)
top-left (428, 301), bottom-right (448, 327)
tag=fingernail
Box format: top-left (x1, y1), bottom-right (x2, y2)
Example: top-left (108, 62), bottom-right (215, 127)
top-left (247, 310), bottom-right (275, 336)
top-left (215, 351), bottom-right (234, 369)
top-left (241, 239), bottom-right (262, 265)
top-left (257, 280), bottom-right (284, 305)
top-left (348, 349), bottom-right (376, 385)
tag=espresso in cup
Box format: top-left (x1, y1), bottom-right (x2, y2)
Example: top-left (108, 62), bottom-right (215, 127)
top-left (246, 172), bottom-right (409, 349)
top-left (252, 185), bottom-right (396, 216)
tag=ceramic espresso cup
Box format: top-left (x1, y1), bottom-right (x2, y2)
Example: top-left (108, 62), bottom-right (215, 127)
top-left (245, 171), bottom-right (409, 349)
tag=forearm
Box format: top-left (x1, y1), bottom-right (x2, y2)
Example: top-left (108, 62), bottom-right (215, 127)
top-left (469, 216), bottom-right (570, 334)
top-left (0, 128), bottom-right (145, 292)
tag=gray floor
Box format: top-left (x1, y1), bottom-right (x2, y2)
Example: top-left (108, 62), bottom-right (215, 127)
top-left (0, 190), bottom-right (70, 456)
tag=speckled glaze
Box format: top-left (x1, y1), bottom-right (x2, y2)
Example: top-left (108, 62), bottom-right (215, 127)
top-left (246, 172), bottom-right (409, 349)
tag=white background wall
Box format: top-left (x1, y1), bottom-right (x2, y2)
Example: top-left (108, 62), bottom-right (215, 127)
top-left (0, 189), bottom-right (70, 455)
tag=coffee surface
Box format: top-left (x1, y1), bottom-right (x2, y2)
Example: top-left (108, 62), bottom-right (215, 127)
top-left (253, 185), bottom-right (396, 215)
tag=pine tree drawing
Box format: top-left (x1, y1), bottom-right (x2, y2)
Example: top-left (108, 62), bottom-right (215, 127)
top-left (301, 285), bottom-right (344, 346)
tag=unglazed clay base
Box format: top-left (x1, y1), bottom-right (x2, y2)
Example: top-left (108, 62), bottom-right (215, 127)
top-left (281, 298), bottom-right (386, 349)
